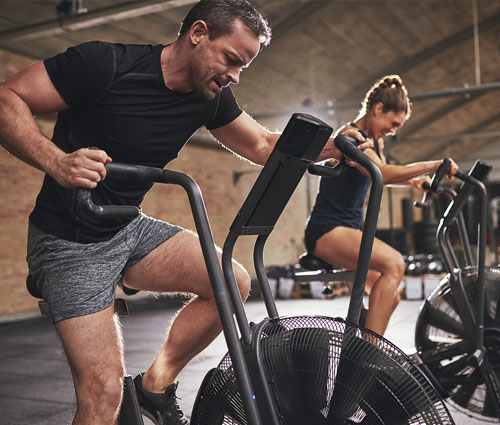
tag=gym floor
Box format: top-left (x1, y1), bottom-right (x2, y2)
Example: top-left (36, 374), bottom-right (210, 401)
top-left (0, 295), bottom-right (487, 424)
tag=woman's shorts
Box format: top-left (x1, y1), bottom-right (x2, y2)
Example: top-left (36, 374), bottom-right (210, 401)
top-left (26, 213), bottom-right (183, 322)
top-left (304, 224), bottom-right (338, 253)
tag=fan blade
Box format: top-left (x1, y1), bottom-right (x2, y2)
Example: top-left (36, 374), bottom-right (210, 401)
top-left (439, 355), bottom-right (469, 377)
top-left (426, 304), bottom-right (465, 337)
top-left (481, 368), bottom-right (500, 418)
top-left (451, 368), bottom-right (481, 407)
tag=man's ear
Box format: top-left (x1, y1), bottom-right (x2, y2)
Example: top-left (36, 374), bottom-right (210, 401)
top-left (189, 20), bottom-right (209, 45)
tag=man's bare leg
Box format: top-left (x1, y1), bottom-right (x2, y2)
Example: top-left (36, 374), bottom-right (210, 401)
top-left (55, 303), bottom-right (125, 425)
top-left (123, 230), bottom-right (251, 392)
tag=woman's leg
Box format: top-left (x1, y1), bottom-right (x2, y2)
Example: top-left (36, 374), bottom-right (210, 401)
top-left (313, 226), bottom-right (405, 335)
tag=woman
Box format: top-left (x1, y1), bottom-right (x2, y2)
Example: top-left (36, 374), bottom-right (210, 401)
top-left (305, 75), bottom-right (458, 336)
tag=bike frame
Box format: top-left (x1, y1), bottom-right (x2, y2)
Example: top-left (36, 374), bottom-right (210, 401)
top-left (415, 160), bottom-right (500, 416)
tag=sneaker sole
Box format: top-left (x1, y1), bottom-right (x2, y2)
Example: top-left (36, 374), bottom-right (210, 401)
top-left (139, 406), bottom-right (163, 425)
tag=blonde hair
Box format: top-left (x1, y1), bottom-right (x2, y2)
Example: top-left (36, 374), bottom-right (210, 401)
top-left (360, 75), bottom-right (412, 120)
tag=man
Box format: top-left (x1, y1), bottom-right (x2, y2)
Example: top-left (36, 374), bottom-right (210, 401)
top-left (0, 1), bottom-right (368, 424)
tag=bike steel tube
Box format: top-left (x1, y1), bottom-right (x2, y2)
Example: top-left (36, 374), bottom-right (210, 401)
top-left (449, 173), bottom-right (487, 347)
top-left (438, 188), bottom-right (463, 270)
top-left (333, 138), bottom-right (383, 324)
top-left (347, 165), bottom-right (382, 323)
top-left (457, 212), bottom-right (475, 269)
top-left (436, 189), bottom-right (456, 272)
top-left (437, 186), bottom-right (479, 336)
top-left (157, 170), bottom-right (263, 425)
top-left (440, 184), bottom-right (475, 268)
top-left (475, 178), bottom-right (488, 349)
top-left (444, 226), bottom-right (461, 272)
top-left (437, 218), bottom-right (456, 274)
top-left (253, 235), bottom-right (279, 319)
top-left (222, 232), bottom-right (252, 344)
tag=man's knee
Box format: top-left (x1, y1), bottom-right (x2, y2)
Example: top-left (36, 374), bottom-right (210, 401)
top-left (76, 366), bottom-right (124, 413)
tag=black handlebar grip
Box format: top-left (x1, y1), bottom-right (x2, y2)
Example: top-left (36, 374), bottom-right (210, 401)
top-left (430, 158), bottom-right (451, 192)
top-left (74, 160), bottom-right (159, 220)
top-left (334, 134), bottom-right (365, 162)
top-left (358, 129), bottom-right (368, 140)
top-left (308, 132), bottom-right (361, 177)
top-left (105, 162), bottom-right (163, 182)
top-left (454, 169), bottom-right (469, 181)
top-left (415, 158), bottom-right (451, 208)
top-left (307, 130), bottom-right (369, 178)
top-left (76, 189), bottom-right (140, 219)
top-left (308, 161), bottom-right (346, 178)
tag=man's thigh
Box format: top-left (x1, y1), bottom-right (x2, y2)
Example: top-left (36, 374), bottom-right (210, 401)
top-left (55, 303), bottom-right (124, 383)
top-left (123, 230), bottom-right (219, 299)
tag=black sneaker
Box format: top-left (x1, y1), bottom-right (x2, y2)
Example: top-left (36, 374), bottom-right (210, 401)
top-left (134, 373), bottom-right (189, 425)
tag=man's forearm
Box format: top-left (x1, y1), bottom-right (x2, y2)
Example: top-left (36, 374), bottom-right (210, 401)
top-left (0, 89), bottom-right (62, 173)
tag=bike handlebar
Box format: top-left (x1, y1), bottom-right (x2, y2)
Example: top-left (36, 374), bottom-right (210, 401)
top-left (75, 162), bottom-right (163, 219)
top-left (415, 158), bottom-right (451, 208)
top-left (308, 130), bottom-right (368, 178)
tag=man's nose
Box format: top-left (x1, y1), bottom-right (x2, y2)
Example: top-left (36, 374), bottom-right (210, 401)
top-left (227, 67), bottom-right (241, 85)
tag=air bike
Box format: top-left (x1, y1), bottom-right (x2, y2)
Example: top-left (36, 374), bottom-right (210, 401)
top-left (412, 158), bottom-right (500, 422)
top-left (76, 113), bottom-right (454, 425)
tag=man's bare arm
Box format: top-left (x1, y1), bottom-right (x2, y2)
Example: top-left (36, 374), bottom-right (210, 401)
top-left (209, 113), bottom-right (370, 166)
top-left (0, 62), bottom-right (110, 188)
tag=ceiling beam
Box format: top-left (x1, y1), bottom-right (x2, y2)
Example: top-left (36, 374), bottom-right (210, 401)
top-left (410, 81), bottom-right (500, 101)
top-left (252, 81), bottom-right (500, 120)
top-left (398, 129), bottom-right (500, 145)
top-left (409, 112), bottom-right (500, 161)
top-left (399, 93), bottom-right (484, 139)
top-left (258, 1), bottom-right (332, 53)
top-left (0, 0), bottom-right (197, 44)
top-left (337, 10), bottom-right (500, 103)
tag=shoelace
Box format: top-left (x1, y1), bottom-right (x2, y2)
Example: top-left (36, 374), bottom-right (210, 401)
top-left (163, 393), bottom-right (185, 420)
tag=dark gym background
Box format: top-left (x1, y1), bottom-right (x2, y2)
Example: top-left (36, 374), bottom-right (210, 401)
top-left (0, 1), bottom-right (499, 424)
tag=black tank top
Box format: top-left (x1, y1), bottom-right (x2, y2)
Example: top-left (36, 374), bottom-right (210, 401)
top-left (306, 126), bottom-right (380, 231)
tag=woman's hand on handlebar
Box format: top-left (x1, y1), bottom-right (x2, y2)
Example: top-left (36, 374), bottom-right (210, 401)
top-left (343, 128), bottom-right (373, 150)
top-left (409, 175), bottom-right (432, 192)
top-left (444, 158), bottom-right (459, 180)
top-left (50, 147), bottom-right (112, 188)
top-left (432, 158), bottom-right (459, 180)
top-left (319, 126), bottom-right (372, 162)
top-left (335, 127), bottom-right (373, 164)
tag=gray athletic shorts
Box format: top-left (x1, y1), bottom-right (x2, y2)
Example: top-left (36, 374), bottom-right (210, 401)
top-left (26, 213), bottom-right (183, 323)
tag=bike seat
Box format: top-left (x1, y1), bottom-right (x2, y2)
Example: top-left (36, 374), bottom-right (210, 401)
top-left (26, 274), bottom-right (43, 299)
top-left (299, 253), bottom-right (335, 272)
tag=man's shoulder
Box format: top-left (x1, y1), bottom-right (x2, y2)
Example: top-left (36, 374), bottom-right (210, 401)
top-left (66, 41), bottom-right (163, 60)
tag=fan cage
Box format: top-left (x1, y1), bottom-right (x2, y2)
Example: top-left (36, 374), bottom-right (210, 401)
top-left (192, 315), bottom-right (453, 425)
top-left (415, 267), bottom-right (500, 422)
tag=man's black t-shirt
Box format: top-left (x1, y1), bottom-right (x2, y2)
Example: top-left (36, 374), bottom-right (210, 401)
top-left (29, 41), bottom-right (242, 243)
